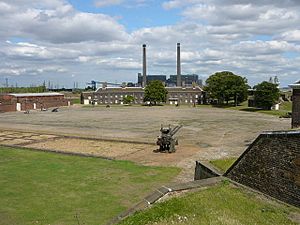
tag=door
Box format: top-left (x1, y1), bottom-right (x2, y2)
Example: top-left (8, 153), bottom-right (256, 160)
top-left (16, 103), bottom-right (21, 111)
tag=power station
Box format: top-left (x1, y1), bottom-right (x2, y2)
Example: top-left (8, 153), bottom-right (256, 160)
top-left (82, 43), bottom-right (204, 105)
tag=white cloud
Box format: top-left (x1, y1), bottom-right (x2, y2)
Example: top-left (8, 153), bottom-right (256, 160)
top-left (94, 0), bottom-right (149, 8)
top-left (0, 0), bottom-right (299, 87)
top-left (0, 1), bottom-right (128, 43)
top-left (278, 30), bottom-right (300, 42)
top-left (94, 0), bottom-right (123, 7)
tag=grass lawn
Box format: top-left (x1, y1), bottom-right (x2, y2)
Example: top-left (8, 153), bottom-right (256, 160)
top-left (199, 101), bottom-right (292, 117)
top-left (71, 98), bottom-right (81, 104)
top-left (209, 158), bottom-right (237, 173)
top-left (119, 182), bottom-right (300, 225)
top-left (237, 101), bottom-right (292, 117)
top-left (0, 147), bottom-right (180, 225)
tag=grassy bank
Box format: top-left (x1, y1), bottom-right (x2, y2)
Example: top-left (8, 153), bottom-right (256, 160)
top-left (209, 157), bottom-right (237, 173)
top-left (119, 182), bottom-right (299, 225)
top-left (0, 147), bottom-right (180, 225)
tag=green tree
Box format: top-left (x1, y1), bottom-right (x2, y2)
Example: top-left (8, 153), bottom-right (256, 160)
top-left (143, 80), bottom-right (168, 105)
top-left (0, 85), bottom-right (46, 94)
top-left (205, 71), bottom-right (249, 106)
top-left (254, 81), bottom-right (280, 110)
top-left (123, 95), bottom-right (135, 104)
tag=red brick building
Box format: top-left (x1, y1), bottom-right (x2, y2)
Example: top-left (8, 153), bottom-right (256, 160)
top-left (0, 93), bottom-right (70, 113)
top-left (289, 80), bottom-right (300, 128)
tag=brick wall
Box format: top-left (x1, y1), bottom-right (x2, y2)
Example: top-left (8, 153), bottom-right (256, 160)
top-left (0, 104), bottom-right (15, 113)
top-left (17, 96), bottom-right (69, 111)
top-left (0, 94), bottom-right (69, 112)
top-left (292, 89), bottom-right (300, 128)
top-left (225, 131), bottom-right (300, 207)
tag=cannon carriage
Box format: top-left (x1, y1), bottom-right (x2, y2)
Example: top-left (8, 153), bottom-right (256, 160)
top-left (156, 125), bottom-right (182, 153)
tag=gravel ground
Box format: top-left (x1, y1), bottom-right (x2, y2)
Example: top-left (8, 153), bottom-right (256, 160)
top-left (0, 105), bottom-right (290, 181)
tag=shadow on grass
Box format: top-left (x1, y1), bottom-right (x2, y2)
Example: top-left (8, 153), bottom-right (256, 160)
top-left (239, 108), bottom-right (265, 112)
top-left (211, 104), bottom-right (244, 109)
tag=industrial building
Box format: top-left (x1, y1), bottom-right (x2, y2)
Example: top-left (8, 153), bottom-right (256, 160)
top-left (82, 43), bottom-right (204, 105)
top-left (137, 73), bottom-right (202, 87)
top-left (0, 93), bottom-right (70, 112)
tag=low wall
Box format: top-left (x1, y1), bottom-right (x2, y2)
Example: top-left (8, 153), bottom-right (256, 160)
top-left (0, 104), bottom-right (15, 113)
top-left (194, 161), bottom-right (220, 180)
top-left (225, 131), bottom-right (300, 207)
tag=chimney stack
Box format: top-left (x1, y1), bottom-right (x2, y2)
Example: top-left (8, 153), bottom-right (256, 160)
top-left (142, 44), bottom-right (147, 87)
top-left (177, 43), bottom-right (181, 87)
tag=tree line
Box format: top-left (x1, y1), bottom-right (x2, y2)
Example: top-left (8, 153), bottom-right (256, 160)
top-left (0, 85), bottom-right (46, 93)
top-left (205, 71), bottom-right (280, 110)
top-left (132, 71), bottom-right (280, 110)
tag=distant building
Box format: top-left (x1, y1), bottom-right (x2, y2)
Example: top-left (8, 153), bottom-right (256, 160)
top-left (138, 73), bottom-right (202, 87)
top-left (168, 74), bottom-right (202, 87)
top-left (81, 86), bottom-right (203, 105)
top-left (137, 73), bottom-right (167, 86)
top-left (0, 93), bottom-right (70, 113)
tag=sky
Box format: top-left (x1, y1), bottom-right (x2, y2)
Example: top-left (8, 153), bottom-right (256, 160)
top-left (0, 0), bottom-right (299, 88)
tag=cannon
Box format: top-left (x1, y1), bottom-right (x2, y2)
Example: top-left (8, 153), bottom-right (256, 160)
top-left (156, 124), bottom-right (182, 153)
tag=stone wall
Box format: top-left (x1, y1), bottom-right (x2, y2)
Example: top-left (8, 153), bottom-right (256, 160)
top-left (225, 131), bottom-right (300, 207)
top-left (194, 161), bottom-right (220, 180)
top-left (292, 88), bottom-right (300, 128)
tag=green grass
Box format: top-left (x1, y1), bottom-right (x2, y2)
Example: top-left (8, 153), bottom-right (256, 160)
top-left (119, 182), bottom-right (299, 225)
top-left (207, 101), bottom-right (292, 117)
top-left (71, 98), bottom-right (81, 104)
top-left (209, 157), bottom-right (237, 173)
top-left (0, 147), bottom-right (180, 225)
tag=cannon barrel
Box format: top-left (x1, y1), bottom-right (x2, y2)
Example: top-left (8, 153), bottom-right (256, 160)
top-left (169, 125), bottom-right (182, 136)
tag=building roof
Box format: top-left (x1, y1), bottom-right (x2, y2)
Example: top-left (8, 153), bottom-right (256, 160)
top-left (95, 86), bottom-right (203, 93)
top-left (9, 93), bottom-right (64, 97)
top-left (289, 80), bottom-right (300, 89)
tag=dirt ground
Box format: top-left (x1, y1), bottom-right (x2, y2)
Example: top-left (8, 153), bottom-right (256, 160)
top-left (0, 105), bottom-right (290, 181)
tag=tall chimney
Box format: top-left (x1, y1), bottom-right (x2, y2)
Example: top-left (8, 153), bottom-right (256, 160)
top-left (177, 43), bottom-right (181, 87)
top-left (142, 44), bottom-right (147, 87)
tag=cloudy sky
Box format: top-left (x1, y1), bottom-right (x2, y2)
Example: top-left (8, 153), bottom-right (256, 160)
top-left (0, 0), bottom-right (299, 88)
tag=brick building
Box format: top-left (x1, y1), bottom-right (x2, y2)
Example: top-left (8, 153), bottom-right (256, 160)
top-left (289, 80), bottom-right (300, 128)
top-left (81, 86), bottom-right (203, 105)
top-left (0, 93), bottom-right (70, 113)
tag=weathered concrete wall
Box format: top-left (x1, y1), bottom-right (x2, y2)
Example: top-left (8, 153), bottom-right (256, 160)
top-left (226, 131), bottom-right (300, 207)
top-left (292, 88), bottom-right (300, 128)
top-left (194, 161), bottom-right (220, 180)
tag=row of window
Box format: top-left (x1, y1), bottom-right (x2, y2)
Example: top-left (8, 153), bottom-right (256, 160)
top-left (93, 100), bottom-right (144, 104)
top-left (92, 94), bottom-right (199, 100)
top-left (90, 99), bottom-right (197, 105)
top-left (94, 94), bottom-right (143, 99)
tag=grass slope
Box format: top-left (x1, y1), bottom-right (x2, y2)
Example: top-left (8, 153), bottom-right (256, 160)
top-left (210, 158), bottom-right (237, 173)
top-left (0, 147), bottom-right (180, 225)
top-left (119, 182), bottom-right (299, 225)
